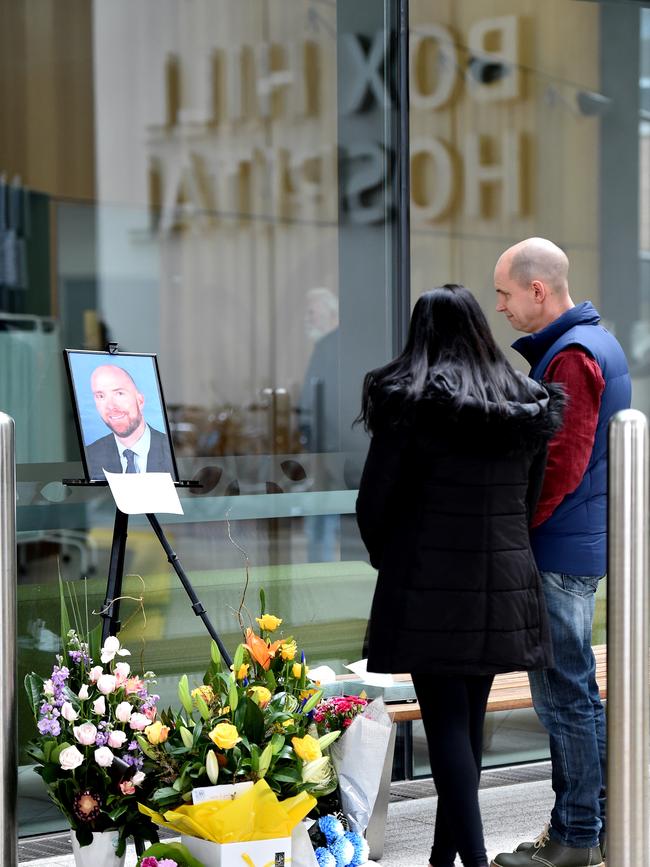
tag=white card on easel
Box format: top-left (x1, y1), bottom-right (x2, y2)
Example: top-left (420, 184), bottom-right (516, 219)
top-left (104, 471), bottom-right (184, 515)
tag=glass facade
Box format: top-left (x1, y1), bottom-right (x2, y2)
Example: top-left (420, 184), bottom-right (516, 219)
top-left (2, 0), bottom-right (404, 834)
top-left (1, 0), bottom-right (648, 835)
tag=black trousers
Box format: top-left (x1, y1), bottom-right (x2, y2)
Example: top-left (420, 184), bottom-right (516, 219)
top-left (411, 672), bottom-right (495, 867)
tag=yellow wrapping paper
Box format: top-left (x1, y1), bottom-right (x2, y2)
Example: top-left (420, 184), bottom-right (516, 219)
top-left (139, 779), bottom-right (316, 843)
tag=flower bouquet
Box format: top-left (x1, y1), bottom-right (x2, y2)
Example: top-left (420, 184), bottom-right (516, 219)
top-left (24, 628), bottom-right (159, 858)
top-left (139, 594), bottom-right (340, 812)
top-left (313, 696), bottom-right (368, 734)
top-left (134, 592), bottom-right (341, 863)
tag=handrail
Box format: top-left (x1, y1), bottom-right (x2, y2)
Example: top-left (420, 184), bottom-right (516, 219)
top-left (607, 409), bottom-right (650, 865)
top-left (0, 412), bottom-right (17, 864)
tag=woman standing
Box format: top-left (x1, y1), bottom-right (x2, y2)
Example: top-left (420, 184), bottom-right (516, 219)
top-left (356, 285), bottom-right (564, 867)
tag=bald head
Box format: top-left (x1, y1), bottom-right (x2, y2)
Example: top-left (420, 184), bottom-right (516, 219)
top-left (494, 238), bottom-right (574, 333)
top-left (502, 238), bottom-right (569, 297)
top-left (90, 364), bottom-right (146, 444)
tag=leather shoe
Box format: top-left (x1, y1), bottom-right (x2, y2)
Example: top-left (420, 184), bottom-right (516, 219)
top-left (515, 825), bottom-right (606, 861)
top-left (491, 835), bottom-right (604, 866)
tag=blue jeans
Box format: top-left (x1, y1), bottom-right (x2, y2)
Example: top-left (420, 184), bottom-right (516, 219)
top-left (528, 571), bottom-right (606, 849)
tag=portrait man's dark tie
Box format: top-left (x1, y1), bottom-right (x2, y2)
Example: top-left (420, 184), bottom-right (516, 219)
top-left (123, 449), bottom-right (137, 473)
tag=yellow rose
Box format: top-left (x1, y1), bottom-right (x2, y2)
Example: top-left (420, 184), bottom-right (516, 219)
top-left (235, 663), bottom-right (249, 681)
top-left (144, 721), bottom-right (170, 745)
top-left (249, 685), bottom-right (272, 708)
top-left (293, 662), bottom-right (309, 678)
top-left (256, 614), bottom-right (283, 632)
top-left (280, 641), bottom-right (297, 661)
top-left (191, 685), bottom-right (214, 704)
top-left (291, 734), bottom-right (322, 763)
top-left (209, 722), bottom-right (241, 750)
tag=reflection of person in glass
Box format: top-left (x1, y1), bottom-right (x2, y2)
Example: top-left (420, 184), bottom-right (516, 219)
top-left (299, 288), bottom-right (340, 561)
top-left (85, 365), bottom-right (174, 479)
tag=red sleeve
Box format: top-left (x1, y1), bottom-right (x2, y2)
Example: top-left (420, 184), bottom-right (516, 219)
top-left (532, 348), bottom-right (605, 528)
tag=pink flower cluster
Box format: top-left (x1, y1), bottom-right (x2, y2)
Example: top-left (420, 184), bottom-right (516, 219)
top-left (313, 695), bottom-right (368, 732)
top-left (140, 857), bottom-right (177, 867)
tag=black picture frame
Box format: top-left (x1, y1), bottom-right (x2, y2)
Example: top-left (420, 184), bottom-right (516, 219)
top-left (63, 348), bottom-right (180, 483)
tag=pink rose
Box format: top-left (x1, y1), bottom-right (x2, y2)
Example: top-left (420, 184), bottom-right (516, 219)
top-left (114, 662), bottom-right (131, 685)
top-left (73, 722), bottom-right (98, 746)
top-left (96, 674), bottom-right (117, 695)
top-left (108, 730), bottom-right (128, 749)
top-left (128, 712), bottom-right (150, 731)
top-left (119, 780), bottom-right (136, 795)
top-left (144, 706), bottom-right (156, 721)
top-left (88, 666), bottom-right (103, 683)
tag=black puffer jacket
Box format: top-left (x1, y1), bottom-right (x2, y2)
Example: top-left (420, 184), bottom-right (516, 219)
top-left (356, 374), bottom-right (564, 676)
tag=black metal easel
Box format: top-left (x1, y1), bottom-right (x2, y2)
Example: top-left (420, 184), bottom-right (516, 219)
top-left (100, 504), bottom-right (232, 668)
top-left (61, 486), bottom-right (233, 857)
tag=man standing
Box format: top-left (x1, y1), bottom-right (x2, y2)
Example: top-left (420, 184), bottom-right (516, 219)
top-left (86, 364), bottom-right (175, 480)
top-left (491, 238), bottom-right (630, 867)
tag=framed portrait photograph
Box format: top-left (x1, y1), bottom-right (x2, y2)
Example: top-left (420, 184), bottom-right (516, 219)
top-left (63, 349), bottom-right (179, 482)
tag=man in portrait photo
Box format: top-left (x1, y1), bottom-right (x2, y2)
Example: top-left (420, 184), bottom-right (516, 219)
top-left (86, 364), bottom-right (175, 479)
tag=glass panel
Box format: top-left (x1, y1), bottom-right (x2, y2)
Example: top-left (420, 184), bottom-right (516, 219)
top-left (1, 0), bottom-right (401, 836)
top-left (409, 0), bottom-right (644, 769)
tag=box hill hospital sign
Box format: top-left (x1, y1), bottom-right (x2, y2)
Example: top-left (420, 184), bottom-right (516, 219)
top-left (148, 14), bottom-right (523, 231)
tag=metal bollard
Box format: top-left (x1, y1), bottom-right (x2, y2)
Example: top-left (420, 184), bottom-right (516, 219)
top-left (0, 413), bottom-right (17, 865)
top-left (607, 409), bottom-right (650, 866)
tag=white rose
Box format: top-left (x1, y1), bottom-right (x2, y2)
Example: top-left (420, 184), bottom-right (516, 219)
top-left (114, 662), bottom-right (131, 679)
top-left (131, 771), bottom-right (145, 787)
top-left (61, 702), bottom-right (79, 722)
top-left (88, 666), bottom-right (103, 683)
top-left (128, 712), bottom-right (150, 731)
top-left (94, 746), bottom-right (114, 767)
top-left (59, 745), bottom-right (84, 771)
top-left (43, 679), bottom-right (55, 696)
top-left (96, 675), bottom-right (117, 695)
top-left (73, 722), bottom-right (98, 746)
top-left (108, 730), bottom-right (128, 749)
top-left (78, 684), bottom-right (89, 700)
top-left (115, 702), bottom-right (133, 723)
top-left (92, 696), bottom-right (106, 716)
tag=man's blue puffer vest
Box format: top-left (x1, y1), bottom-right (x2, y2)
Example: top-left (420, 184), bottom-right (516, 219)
top-left (513, 301), bottom-right (631, 576)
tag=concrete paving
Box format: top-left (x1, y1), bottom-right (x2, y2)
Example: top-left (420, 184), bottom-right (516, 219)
top-left (19, 775), bottom-right (555, 866)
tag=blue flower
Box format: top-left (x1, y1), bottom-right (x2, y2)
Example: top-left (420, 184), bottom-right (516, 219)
top-left (315, 847), bottom-right (337, 867)
top-left (345, 830), bottom-right (369, 866)
top-left (318, 815), bottom-right (344, 845)
top-left (330, 835), bottom-right (355, 867)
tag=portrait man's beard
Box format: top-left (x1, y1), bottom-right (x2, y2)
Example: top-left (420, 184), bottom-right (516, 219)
top-left (106, 413), bottom-right (143, 439)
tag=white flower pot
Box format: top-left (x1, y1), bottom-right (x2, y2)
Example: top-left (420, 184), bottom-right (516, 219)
top-left (71, 829), bottom-right (125, 867)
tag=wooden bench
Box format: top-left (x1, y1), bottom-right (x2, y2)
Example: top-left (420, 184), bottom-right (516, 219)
top-left (385, 644), bottom-right (608, 722)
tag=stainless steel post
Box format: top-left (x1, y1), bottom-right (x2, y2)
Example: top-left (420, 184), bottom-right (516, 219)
top-left (0, 412), bottom-right (17, 865)
top-left (607, 409), bottom-right (650, 866)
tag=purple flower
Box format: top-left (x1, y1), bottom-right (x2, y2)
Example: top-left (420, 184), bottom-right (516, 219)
top-left (128, 740), bottom-right (138, 751)
top-left (94, 732), bottom-right (109, 747)
top-left (37, 717), bottom-right (61, 736)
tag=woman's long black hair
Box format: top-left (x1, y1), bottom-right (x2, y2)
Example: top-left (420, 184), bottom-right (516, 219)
top-left (358, 283), bottom-right (542, 431)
